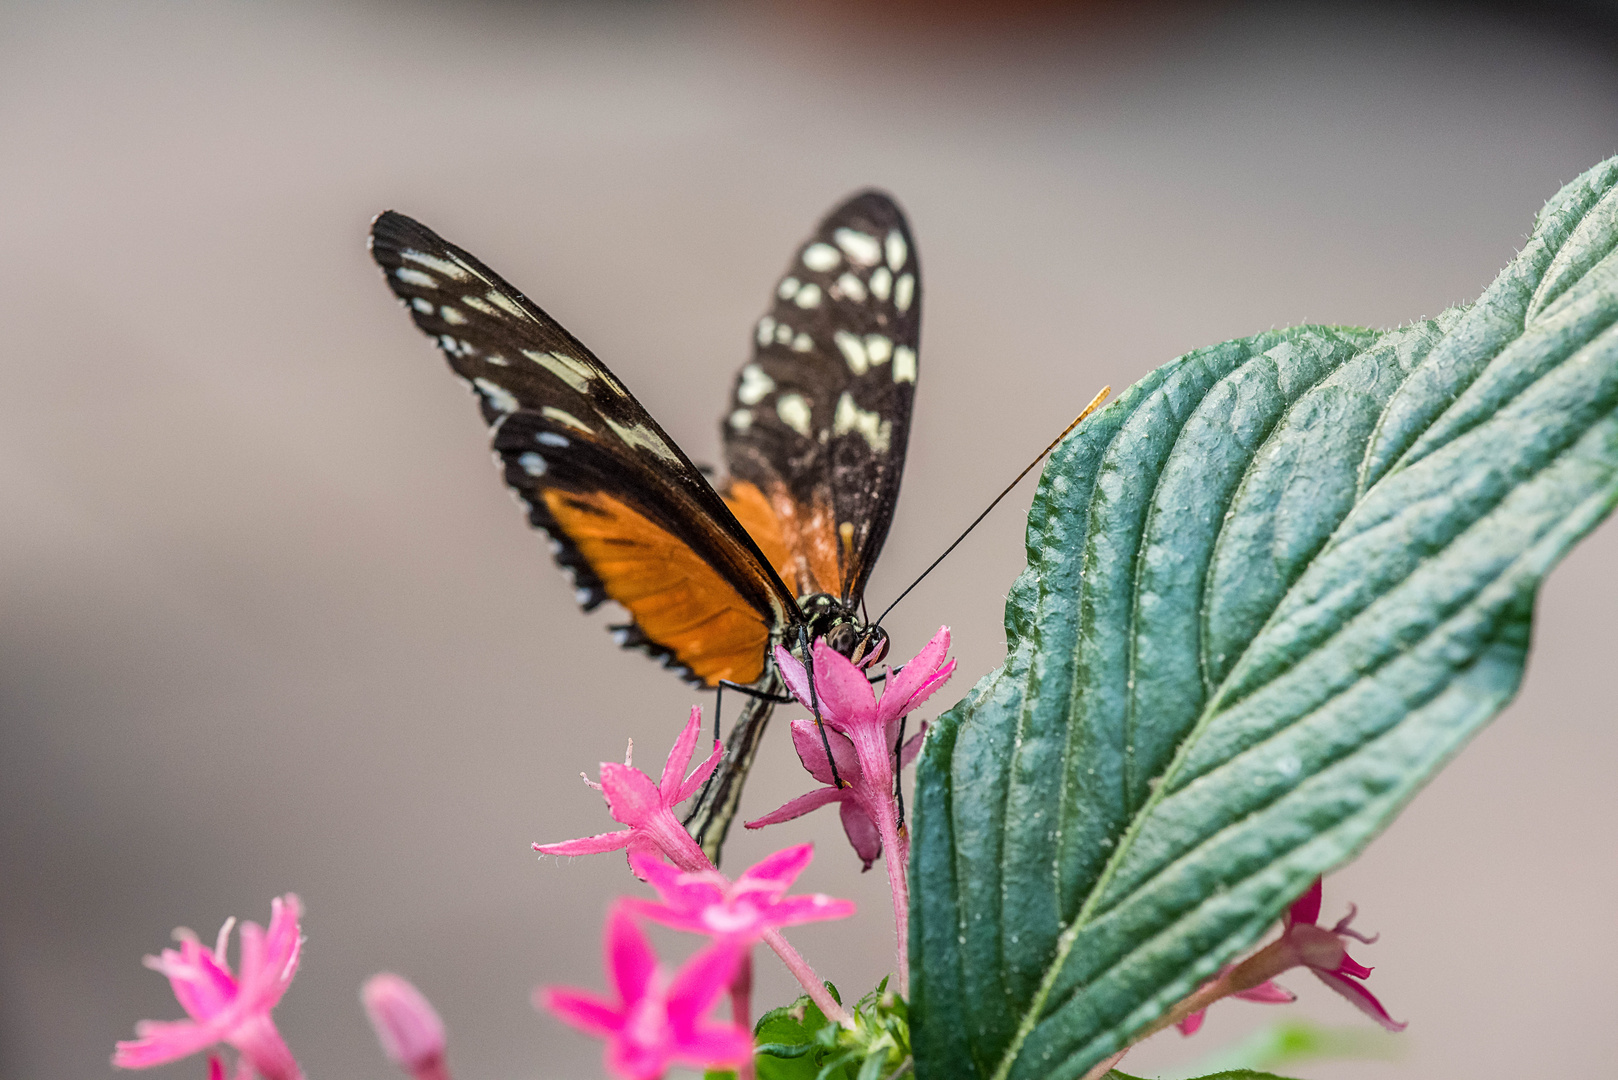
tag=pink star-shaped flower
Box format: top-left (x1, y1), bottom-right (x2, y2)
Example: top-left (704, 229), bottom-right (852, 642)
top-left (1177, 877), bottom-right (1406, 1036)
top-left (624, 844), bottom-right (854, 942)
top-left (113, 894), bottom-right (305, 1080)
top-left (745, 625), bottom-right (953, 870)
top-left (538, 905), bottom-right (753, 1080)
top-left (534, 705), bottom-right (720, 873)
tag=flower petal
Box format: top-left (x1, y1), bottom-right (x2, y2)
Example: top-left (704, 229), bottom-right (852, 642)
top-left (1234, 979), bottom-right (1296, 1004)
top-left (734, 844), bottom-right (814, 897)
top-left (839, 799), bottom-right (883, 870)
top-left (788, 718), bottom-right (861, 786)
top-left (668, 1025), bottom-right (754, 1072)
top-left (604, 907), bottom-right (658, 1005)
top-left (1310, 968), bottom-right (1407, 1032)
top-left (659, 706), bottom-right (704, 801)
top-left (113, 1020), bottom-right (223, 1068)
top-left (744, 787), bottom-right (847, 829)
top-left (774, 644), bottom-right (811, 708)
top-left (362, 973), bottom-right (446, 1072)
top-left (877, 626), bottom-right (953, 722)
top-left (533, 830), bottom-right (634, 857)
top-left (807, 640), bottom-right (878, 731)
top-left (536, 986), bottom-right (624, 1038)
top-left (1287, 877), bottom-right (1323, 928)
top-left (672, 736), bottom-right (724, 806)
top-left (759, 894), bottom-right (856, 927)
top-left (599, 763), bottom-right (663, 826)
top-left (665, 940), bottom-right (743, 1030)
top-left (1176, 1009), bottom-right (1206, 1036)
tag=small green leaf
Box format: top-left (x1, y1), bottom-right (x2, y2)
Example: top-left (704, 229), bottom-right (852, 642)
top-left (911, 156), bottom-right (1618, 1080)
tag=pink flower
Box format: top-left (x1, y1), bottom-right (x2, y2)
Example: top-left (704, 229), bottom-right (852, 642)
top-left (745, 719), bottom-right (925, 870)
top-left (534, 705), bottom-right (721, 873)
top-left (1268, 877), bottom-right (1407, 1032)
top-left (1184, 877), bottom-right (1406, 1035)
top-left (113, 894), bottom-right (305, 1080)
top-left (625, 844), bottom-right (854, 942)
top-left (1176, 969), bottom-right (1294, 1035)
top-left (362, 973), bottom-right (450, 1080)
top-left (538, 905), bottom-right (753, 1080)
top-left (746, 626), bottom-right (953, 869)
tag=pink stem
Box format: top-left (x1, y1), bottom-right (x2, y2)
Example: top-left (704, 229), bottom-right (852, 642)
top-left (731, 954), bottom-right (756, 1080)
top-left (760, 928), bottom-right (852, 1026)
top-left (872, 798), bottom-right (910, 996)
top-left (1080, 1049), bottom-right (1129, 1080)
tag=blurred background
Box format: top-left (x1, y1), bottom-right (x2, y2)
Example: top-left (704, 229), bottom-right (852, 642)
top-left (3, 1), bottom-right (1617, 1078)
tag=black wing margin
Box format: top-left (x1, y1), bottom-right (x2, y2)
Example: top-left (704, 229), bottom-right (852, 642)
top-left (720, 190), bottom-right (920, 604)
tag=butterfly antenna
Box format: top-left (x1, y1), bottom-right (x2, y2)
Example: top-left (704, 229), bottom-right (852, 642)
top-left (872, 385), bottom-right (1111, 627)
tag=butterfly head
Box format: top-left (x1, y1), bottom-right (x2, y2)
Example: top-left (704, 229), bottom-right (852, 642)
top-left (800, 593), bottom-right (890, 669)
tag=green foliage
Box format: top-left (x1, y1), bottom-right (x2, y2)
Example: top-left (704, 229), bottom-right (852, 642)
top-left (910, 156), bottom-right (1618, 1080)
top-left (749, 981), bottom-right (910, 1080)
top-left (1175, 1018), bottom-right (1402, 1077)
top-left (1110, 1072), bottom-right (1303, 1080)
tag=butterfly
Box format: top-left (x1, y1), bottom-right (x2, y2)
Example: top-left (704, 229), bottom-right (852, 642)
top-left (368, 192), bottom-right (921, 842)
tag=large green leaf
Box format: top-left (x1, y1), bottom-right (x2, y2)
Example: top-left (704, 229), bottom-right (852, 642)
top-left (910, 157), bottom-right (1618, 1080)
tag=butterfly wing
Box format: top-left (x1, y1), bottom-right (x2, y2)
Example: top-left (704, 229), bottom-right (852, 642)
top-left (370, 211), bottom-right (801, 685)
top-left (720, 191), bottom-right (920, 605)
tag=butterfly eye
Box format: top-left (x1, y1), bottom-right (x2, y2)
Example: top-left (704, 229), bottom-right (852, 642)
top-left (853, 627), bottom-right (889, 668)
top-left (824, 622), bottom-right (860, 659)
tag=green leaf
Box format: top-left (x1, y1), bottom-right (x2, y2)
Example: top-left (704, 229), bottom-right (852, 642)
top-left (910, 156), bottom-right (1618, 1080)
top-left (754, 987), bottom-right (853, 1080)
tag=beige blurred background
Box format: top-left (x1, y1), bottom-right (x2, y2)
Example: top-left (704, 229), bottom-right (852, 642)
top-left (3, 1), bottom-right (1617, 1078)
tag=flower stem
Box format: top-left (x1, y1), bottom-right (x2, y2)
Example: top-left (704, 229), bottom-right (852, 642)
top-left (874, 801), bottom-right (910, 996)
top-left (760, 928), bottom-right (853, 1026)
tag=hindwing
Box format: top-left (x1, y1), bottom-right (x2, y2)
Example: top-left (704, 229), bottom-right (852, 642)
top-left (721, 191), bottom-right (920, 604)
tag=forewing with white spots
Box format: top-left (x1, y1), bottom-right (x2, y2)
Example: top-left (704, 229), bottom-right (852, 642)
top-left (369, 210), bottom-right (800, 683)
top-left (722, 190), bottom-right (921, 604)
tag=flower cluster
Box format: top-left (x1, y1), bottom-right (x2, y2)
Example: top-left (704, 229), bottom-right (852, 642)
top-left (108, 627), bottom-right (1408, 1080)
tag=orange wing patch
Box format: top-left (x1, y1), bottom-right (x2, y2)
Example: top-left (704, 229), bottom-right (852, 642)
top-left (724, 480), bottom-right (842, 600)
top-left (544, 490), bottom-right (773, 686)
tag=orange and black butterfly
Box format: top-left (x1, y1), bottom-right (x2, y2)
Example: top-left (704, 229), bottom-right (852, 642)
top-left (369, 192), bottom-right (920, 850)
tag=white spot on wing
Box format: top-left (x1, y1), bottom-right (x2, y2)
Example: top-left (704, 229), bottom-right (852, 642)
top-left (778, 276), bottom-right (800, 300)
top-left (737, 364), bottom-right (775, 405)
top-left (836, 272), bottom-right (867, 302)
top-left (892, 345), bottom-right (917, 383)
top-left (485, 354), bottom-right (510, 366)
top-left (473, 377), bottom-right (519, 414)
top-left (402, 249), bottom-right (471, 281)
top-left (410, 297), bottom-right (433, 313)
top-left (517, 452), bottom-right (548, 476)
top-left (834, 392), bottom-right (892, 453)
top-left (776, 393), bottom-right (813, 436)
top-left (792, 333), bottom-right (813, 352)
top-left (775, 323), bottom-right (793, 345)
top-left (885, 230), bottom-right (908, 272)
top-left (604, 416), bottom-right (680, 464)
top-left (523, 349), bottom-right (595, 393)
top-left (728, 408), bottom-right (753, 431)
top-left (757, 316), bottom-right (776, 346)
top-left (487, 291), bottom-right (526, 318)
top-left (462, 295), bottom-right (495, 315)
top-left (864, 334), bottom-right (892, 365)
top-left (536, 431), bottom-right (570, 448)
top-left (895, 273), bottom-right (915, 313)
top-left (440, 306), bottom-right (468, 325)
top-left (542, 406), bottom-right (594, 434)
top-left (833, 228), bottom-right (881, 266)
top-left (802, 243), bottom-right (841, 272)
top-left (793, 283), bottom-right (822, 309)
top-left (869, 266), bottom-right (892, 301)
top-left (395, 267), bottom-right (436, 289)
top-left (834, 330), bottom-right (869, 375)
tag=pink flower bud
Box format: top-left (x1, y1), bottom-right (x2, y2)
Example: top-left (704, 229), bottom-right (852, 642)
top-left (362, 974), bottom-right (448, 1080)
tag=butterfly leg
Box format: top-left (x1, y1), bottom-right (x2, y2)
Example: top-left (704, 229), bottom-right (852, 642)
top-left (893, 712), bottom-right (908, 831)
top-left (799, 625), bottom-right (846, 791)
top-left (717, 680), bottom-right (795, 704)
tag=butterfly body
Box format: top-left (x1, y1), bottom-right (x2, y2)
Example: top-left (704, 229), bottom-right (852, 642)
top-left (369, 192), bottom-right (919, 853)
